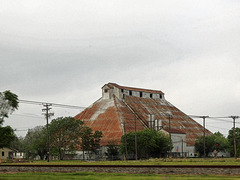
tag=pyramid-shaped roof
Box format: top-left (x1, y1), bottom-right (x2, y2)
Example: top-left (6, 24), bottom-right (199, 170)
top-left (75, 83), bottom-right (211, 146)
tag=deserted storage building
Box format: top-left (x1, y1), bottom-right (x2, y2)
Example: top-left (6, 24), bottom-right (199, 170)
top-left (75, 83), bottom-right (211, 158)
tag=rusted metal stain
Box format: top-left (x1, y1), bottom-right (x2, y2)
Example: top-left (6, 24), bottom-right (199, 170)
top-left (75, 84), bottom-right (211, 147)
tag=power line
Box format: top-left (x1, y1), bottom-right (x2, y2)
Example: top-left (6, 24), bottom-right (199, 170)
top-left (20, 99), bottom-right (240, 119)
top-left (18, 99), bottom-right (240, 131)
top-left (14, 129), bottom-right (28, 132)
top-left (19, 99), bottom-right (87, 109)
top-left (18, 98), bottom-right (240, 131)
top-left (208, 118), bottom-right (232, 123)
top-left (12, 113), bottom-right (43, 119)
top-left (207, 125), bottom-right (230, 131)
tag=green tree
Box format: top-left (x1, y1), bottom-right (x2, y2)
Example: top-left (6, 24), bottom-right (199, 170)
top-left (24, 126), bottom-right (47, 160)
top-left (89, 130), bottom-right (103, 153)
top-left (214, 132), bottom-right (229, 152)
top-left (105, 141), bottom-right (120, 160)
top-left (21, 117), bottom-right (103, 160)
top-left (10, 136), bottom-right (25, 152)
top-left (0, 126), bottom-right (16, 148)
top-left (195, 132), bottom-right (229, 157)
top-left (0, 91), bottom-right (19, 124)
top-left (228, 127), bottom-right (240, 157)
top-left (120, 129), bottom-right (172, 159)
top-left (80, 126), bottom-right (102, 160)
top-left (49, 117), bottom-right (85, 160)
top-left (0, 91), bottom-right (18, 148)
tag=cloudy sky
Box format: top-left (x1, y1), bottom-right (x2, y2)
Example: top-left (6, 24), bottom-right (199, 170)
top-left (1, 0), bottom-right (240, 137)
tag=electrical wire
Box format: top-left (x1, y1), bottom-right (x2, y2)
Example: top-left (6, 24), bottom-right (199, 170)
top-left (17, 98), bottom-right (240, 134)
top-left (19, 99), bottom-right (239, 119)
top-left (12, 113), bottom-right (43, 119)
top-left (19, 99), bottom-right (87, 109)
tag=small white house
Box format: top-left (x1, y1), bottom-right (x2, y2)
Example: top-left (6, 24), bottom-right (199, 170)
top-left (13, 151), bottom-right (25, 159)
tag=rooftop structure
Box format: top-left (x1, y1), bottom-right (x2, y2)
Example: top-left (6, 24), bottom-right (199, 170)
top-left (75, 83), bottom-right (211, 152)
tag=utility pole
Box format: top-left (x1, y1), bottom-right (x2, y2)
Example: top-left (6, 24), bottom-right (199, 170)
top-left (182, 139), bottom-right (184, 158)
top-left (200, 116), bottom-right (209, 158)
top-left (122, 122), bottom-right (128, 160)
top-left (134, 113), bottom-right (138, 160)
top-left (42, 103), bottom-right (53, 162)
top-left (168, 114), bottom-right (172, 143)
top-left (168, 113), bottom-right (172, 156)
top-left (230, 116), bottom-right (239, 159)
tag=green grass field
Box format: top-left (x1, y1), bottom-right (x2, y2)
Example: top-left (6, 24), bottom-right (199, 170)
top-left (1, 172), bottom-right (240, 180)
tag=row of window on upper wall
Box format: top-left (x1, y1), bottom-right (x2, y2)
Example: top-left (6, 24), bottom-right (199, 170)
top-left (121, 89), bottom-right (163, 99)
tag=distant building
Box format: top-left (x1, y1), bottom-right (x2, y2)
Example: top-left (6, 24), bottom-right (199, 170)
top-left (0, 148), bottom-right (13, 160)
top-left (0, 148), bottom-right (25, 161)
top-left (12, 151), bottom-right (25, 160)
top-left (75, 83), bottom-right (211, 158)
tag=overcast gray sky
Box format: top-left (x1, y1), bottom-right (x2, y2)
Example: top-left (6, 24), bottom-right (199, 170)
top-left (1, 0), bottom-right (240, 137)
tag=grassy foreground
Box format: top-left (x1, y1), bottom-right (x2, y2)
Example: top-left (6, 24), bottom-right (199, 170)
top-left (3, 158), bottom-right (240, 165)
top-left (1, 172), bottom-right (240, 180)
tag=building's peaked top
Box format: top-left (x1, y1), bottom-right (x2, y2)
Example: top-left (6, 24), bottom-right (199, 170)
top-left (75, 83), bottom-right (212, 147)
top-left (106, 83), bottom-right (164, 95)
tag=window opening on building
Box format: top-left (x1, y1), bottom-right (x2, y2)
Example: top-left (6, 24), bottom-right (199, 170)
top-left (121, 89), bottom-right (124, 93)
top-left (104, 89), bottom-right (108, 93)
top-left (160, 94), bottom-right (162, 99)
top-left (129, 90), bottom-right (132, 96)
top-left (140, 92), bottom-right (142, 97)
top-left (2, 152), bottom-right (4, 156)
top-left (150, 94), bottom-right (153, 98)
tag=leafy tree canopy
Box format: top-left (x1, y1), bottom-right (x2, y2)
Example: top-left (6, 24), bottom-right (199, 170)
top-left (23, 126), bottom-right (47, 160)
top-left (21, 116), bottom-right (103, 160)
top-left (0, 90), bottom-right (19, 124)
top-left (228, 127), bottom-right (240, 157)
top-left (120, 129), bottom-right (172, 159)
top-left (0, 126), bottom-right (16, 148)
top-left (80, 126), bottom-right (103, 160)
top-left (10, 136), bottom-right (25, 152)
top-left (105, 141), bottom-right (120, 160)
top-left (49, 117), bottom-right (84, 160)
top-left (195, 132), bottom-right (229, 157)
top-left (49, 116), bottom-right (102, 160)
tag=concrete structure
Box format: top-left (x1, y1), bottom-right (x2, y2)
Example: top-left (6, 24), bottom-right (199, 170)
top-left (75, 83), bottom-right (212, 158)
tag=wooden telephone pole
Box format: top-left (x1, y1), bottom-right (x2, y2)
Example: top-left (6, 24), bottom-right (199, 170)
top-left (200, 116), bottom-right (209, 158)
top-left (230, 116), bottom-right (239, 159)
top-left (42, 103), bottom-right (53, 162)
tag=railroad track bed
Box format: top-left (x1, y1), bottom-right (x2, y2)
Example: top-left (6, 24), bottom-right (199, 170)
top-left (1, 164), bottom-right (240, 175)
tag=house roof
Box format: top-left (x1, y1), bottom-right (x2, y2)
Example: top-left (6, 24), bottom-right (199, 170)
top-left (105, 83), bottom-right (164, 95)
top-left (75, 84), bottom-right (211, 146)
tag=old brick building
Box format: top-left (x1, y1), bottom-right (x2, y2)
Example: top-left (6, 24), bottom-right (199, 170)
top-left (75, 83), bottom-right (211, 157)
